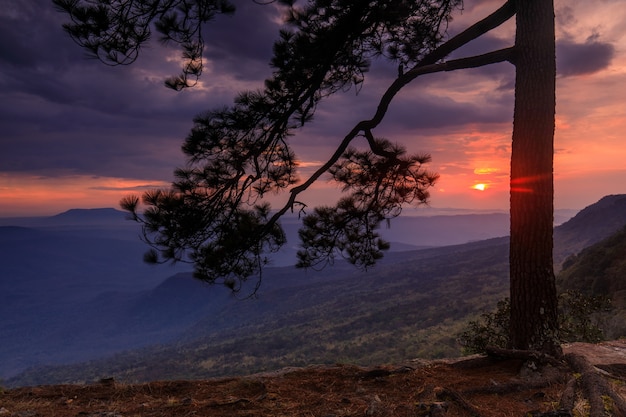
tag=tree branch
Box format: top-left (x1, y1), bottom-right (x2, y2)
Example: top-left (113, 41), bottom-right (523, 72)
top-left (369, 0), bottom-right (515, 128)
top-left (268, 0), bottom-right (516, 224)
top-left (419, 0), bottom-right (515, 67)
top-left (406, 47), bottom-right (514, 77)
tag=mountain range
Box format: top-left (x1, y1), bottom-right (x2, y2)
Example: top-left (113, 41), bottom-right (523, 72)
top-left (2, 195), bottom-right (626, 387)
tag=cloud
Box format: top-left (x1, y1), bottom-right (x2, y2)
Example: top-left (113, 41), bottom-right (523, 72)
top-left (89, 183), bottom-right (169, 192)
top-left (0, 0), bottom-right (285, 182)
top-left (557, 37), bottom-right (615, 77)
top-left (202, 2), bottom-right (283, 81)
top-left (383, 94), bottom-right (510, 130)
top-left (0, 0), bottom-right (517, 187)
top-left (2, 0), bottom-right (625, 216)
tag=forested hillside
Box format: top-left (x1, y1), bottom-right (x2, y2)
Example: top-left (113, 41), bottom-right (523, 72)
top-left (6, 195), bottom-right (626, 387)
top-left (557, 224), bottom-right (626, 337)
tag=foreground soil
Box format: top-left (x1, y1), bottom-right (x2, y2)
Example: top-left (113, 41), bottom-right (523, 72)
top-left (2, 342), bottom-right (625, 417)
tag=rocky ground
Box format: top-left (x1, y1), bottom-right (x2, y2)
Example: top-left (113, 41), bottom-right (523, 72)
top-left (1, 341), bottom-right (625, 417)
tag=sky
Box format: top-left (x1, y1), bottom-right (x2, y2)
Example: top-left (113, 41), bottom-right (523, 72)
top-left (1, 0), bottom-right (625, 217)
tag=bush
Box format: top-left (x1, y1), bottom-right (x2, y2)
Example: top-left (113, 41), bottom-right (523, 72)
top-left (558, 290), bottom-right (612, 344)
top-left (458, 291), bottom-right (612, 354)
top-left (457, 298), bottom-right (510, 354)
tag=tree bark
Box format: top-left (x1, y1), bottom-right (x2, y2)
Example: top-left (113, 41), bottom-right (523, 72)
top-left (509, 0), bottom-right (561, 356)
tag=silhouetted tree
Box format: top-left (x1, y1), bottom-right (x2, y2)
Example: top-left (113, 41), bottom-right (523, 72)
top-left (53, 0), bottom-right (236, 90)
top-left (508, 0), bottom-right (559, 356)
top-left (56, 0), bottom-right (560, 355)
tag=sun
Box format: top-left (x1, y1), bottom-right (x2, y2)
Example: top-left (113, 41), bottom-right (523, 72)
top-left (472, 183), bottom-right (487, 191)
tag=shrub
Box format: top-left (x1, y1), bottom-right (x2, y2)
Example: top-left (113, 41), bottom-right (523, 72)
top-left (457, 298), bottom-right (510, 354)
top-left (458, 290), bottom-right (612, 354)
top-left (558, 290), bottom-right (612, 344)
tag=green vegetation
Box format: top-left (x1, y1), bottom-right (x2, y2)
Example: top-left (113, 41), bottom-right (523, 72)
top-left (458, 291), bottom-right (612, 354)
top-left (460, 225), bottom-right (626, 355)
top-left (457, 298), bottom-right (510, 355)
top-left (558, 226), bottom-right (626, 299)
top-left (558, 290), bottom-right (612, 343)
top-left (558, 225), bottom-right (626, 339)
top-left (8, 239), bottom-right (510, 386)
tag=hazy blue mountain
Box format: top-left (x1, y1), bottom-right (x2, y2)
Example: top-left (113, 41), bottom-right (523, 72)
top-left (1, 207), bottom-right (512, 379)
top-left (553, 194), bottom-right (626, 269)
top-left (0, 211), bottom-right (188, 378)
top-left (8, 237), bottom-right (511, 386)
top-left (47, 208), bottom-right (128, 224)
top-left (2, 198), bottom-right (625, 385)
top-left (276, 209), bottom-right (574, 264)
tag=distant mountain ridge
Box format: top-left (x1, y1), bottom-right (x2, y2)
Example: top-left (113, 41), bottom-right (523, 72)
top-left (4, 195), bottom-right (626, 387)
top-left (553, 194), bottom-right (626, 269)
top-left (52, 208), bottom-right (126, 221)
top-left (0, 208), bottom-right (460, 379)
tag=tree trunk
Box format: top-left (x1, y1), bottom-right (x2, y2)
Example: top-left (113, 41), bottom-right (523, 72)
top-left (509, 0), bottom-right (561, 356)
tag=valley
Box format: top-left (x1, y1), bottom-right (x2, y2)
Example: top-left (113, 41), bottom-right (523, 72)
top-left (2, 195), bottom-right (626, 387)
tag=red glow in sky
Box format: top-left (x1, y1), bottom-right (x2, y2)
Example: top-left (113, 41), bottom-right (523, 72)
top-left (1, 1), bottom-right (625, 217)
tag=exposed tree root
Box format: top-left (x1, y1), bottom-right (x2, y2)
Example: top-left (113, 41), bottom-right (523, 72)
top-left (558, 376), bottom-right (577, 411)
top-left (485, 346), bottom-right (563, 367)
top-left (435, 348), bottom-right (626, 417)
top-left (564, 353), bottom-right (626, 417)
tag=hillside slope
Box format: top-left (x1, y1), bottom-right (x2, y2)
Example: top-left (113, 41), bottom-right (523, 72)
top-left (557, 224), bottom-right (626, 337)
top-left (7, 237), bottom-right (511, 386)
top-left (4, 195), bottom-right (626, 387)
top-left (553, 194), bottom-right (626, 270)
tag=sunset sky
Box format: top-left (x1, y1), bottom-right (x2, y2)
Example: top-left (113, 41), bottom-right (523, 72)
top-left (1, 0), bottom-right (625, 217)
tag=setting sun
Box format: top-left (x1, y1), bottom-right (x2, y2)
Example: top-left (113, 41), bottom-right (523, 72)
top-left (472, 183), bottom-right (487, 191)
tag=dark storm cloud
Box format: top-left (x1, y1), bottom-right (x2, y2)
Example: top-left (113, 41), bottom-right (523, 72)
top-left (201, 1), bottom-right (282, 80)
top-left (0, 107), bottom-right (188, 179)
top-left (449, 30), bottom-right (513, 60)
top-left (0, 22), bottom-right (36, 68)
top-left (6, 0), bottom-right (611, 188)
top-left (450, 3), bottom-right (615, 79)
top-left (557, 37), bottom-right (615, 77)
top-left (0, 0), bottom-right (283, 181)
top-left (284, 68), bottom-right (515, 162)
top-left (284, 39), bottom-right (517, 157)
top-left (0, 0), bottom-right (517, 184)
top-left (383, 91), bottom-right (512, 131)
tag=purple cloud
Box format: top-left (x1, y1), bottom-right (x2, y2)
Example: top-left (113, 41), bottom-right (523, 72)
top-left (557, 37), bottom-right (615, 77)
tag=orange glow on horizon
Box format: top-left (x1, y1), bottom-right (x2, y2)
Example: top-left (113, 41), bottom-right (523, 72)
top-left (472, 183), bottom-right (487, 191)
top-left (474, 167), bottom-right (500, 175)
top-left (0, 174), bottom-right (171, 217)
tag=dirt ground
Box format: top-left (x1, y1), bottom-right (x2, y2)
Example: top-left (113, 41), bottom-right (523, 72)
top-left (2, 341), bottom-right (625, 417)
